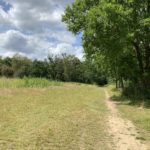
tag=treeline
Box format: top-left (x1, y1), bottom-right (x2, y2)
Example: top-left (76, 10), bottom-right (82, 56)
top-left (0, 54), bottom-right (107, 85)
top-left (63, 0), bottom-right (150, 98)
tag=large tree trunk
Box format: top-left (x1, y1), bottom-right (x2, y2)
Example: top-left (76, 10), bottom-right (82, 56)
top-left (144, 43), bottom-right (150, 71)
top-left (115, 78), bottom-right (118, 89)
top-left (144, 43), bottom-right (150, 89)
top-left (132, 41), bottom-right (146, 89)
top-left (132, 41), bottom-right (144, 74)
top-left (120, 77), bottom-right (124, 89)
top-left (131, 40), bottom-right (150, 96)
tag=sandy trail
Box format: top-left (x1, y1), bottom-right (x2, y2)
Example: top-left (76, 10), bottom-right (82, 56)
top-left (105, 90), bottom-right (148, 150)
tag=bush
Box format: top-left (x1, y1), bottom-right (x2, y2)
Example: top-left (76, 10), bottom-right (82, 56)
top-left (1, 66), bottom-right (14, 77)
top-left (94, 76), bottom-right (108, 86)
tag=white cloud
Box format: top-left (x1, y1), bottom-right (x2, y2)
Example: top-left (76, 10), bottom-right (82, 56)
top-left (0, 30), bottom-right (43, 54)
top-left (0, 0), bottom-right (83, 59)
top-left (49, 43), bottom-right (83, 59)
top-left (2, 0), bottom-right (73, 32)
top-left (0, 30), bottom-right (83, 60)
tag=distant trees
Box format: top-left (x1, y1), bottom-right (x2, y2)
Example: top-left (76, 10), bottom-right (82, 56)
top-left (30, 60), bottom-right (49, 78)
top-left (0, 57), bottom-right (14, 77)
top-left (0, 54), bottom-right (107, 86)
top-left (62, 0), bottom-right (150, 97)
top-left (11, 54), bottom-right (32, 78)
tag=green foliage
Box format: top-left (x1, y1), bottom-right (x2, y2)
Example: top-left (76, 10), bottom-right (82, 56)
top-left (12, 54), bottom-right (32, 78)
top-left (1, 65), bottom-right (14, 77)
top-left (63, 0), bottom-right (150, 96)
top-left (0, 54), bottom-right (107, 85)
top-left (30, 60), bottom-right (49, 78)
top-left (82, 58), bottom-right (108, 85)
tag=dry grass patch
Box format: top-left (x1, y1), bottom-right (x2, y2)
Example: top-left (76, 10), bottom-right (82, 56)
top-left (0, 82), bottom-right (111, 150)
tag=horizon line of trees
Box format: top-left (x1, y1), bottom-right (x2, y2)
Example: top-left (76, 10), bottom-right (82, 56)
top-left (0, 54), bottom-right (107, 86)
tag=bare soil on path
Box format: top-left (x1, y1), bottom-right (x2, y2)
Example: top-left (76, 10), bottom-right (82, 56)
top-left (105, 89), bottom-right (148, 150)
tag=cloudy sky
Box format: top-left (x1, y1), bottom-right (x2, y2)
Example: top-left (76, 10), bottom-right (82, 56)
top-left (0, 0), bottom-right (83, 59)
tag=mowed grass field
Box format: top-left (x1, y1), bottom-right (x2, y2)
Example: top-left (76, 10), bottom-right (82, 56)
top-left (0, 78), bottom-right (111, 150)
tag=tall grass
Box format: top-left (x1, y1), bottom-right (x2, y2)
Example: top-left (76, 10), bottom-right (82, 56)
top-left (0, 77), bottom-right (63, 88)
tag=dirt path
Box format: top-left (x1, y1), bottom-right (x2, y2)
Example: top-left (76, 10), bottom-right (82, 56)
top-left (105, 90), bottom-right (148, 150)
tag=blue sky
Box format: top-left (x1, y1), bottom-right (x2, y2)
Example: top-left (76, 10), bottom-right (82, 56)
top-left (0, 0), bottom-right (83, 59)
top-left (0, 0), bottom-right (11, 12)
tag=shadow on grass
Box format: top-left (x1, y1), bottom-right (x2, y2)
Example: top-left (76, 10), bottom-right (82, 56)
top-left (111, 94), bottom-right (150, 108)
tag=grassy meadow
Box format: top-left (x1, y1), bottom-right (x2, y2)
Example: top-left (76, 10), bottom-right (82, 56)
top-left (107, 85), bottom-right (150, 145)
top-left (0, 78), bottom-right (112, 150)
top-left (0, 78), bottom-right (63, 88)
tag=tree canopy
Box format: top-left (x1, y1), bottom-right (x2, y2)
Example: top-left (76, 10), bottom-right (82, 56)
top-left (62, 0), bottom-right (150, 97)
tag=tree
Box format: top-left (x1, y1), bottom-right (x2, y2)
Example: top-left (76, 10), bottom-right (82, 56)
top-left (11, 54), bottom-right (32, 78)
top-left (1, 65), bottom-right (14, 77)
top-left (30, 60), bottom-right (49, 78)
top-left (63, 0), bottom-right (150, 93)
top-left (62, 54), bottom-right (83, 82)
top-left (0, 57), bottom-right (14, 77)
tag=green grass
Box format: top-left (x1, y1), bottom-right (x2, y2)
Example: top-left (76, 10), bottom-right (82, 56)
top-left (0, 77), bottom-right (63, 88)
top-left (0, 79), bottom-right (111, 150)
top-left (107, 84), bottom-right (150, 145)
